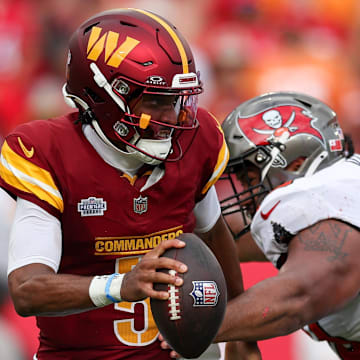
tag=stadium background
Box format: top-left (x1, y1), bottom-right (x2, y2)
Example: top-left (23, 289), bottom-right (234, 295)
top-left (1, 0), bottom-right (359, 358)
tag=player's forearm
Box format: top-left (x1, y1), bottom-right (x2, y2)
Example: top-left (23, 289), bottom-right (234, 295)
top-left (236, 231), bottom-right (268, 262)
top-left (9, 239), bottom-right (188, 317)
top-left (215, 274), bottom-right (310, 342)
top-left (9, 273), bottom-right (95, 316)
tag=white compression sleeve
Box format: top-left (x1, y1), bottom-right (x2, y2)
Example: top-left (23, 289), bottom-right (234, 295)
top-left (193, 186), bottom-right (221, 233)
top-left (7, 198), bottom-right (62, 276)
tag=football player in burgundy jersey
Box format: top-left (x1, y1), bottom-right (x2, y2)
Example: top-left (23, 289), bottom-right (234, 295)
top-left (213, 91), bottom-right (360, 359)
top-left (0, 8), bottom-right (260, 360)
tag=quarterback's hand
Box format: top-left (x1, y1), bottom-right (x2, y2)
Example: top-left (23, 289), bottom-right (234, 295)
top-left (159, 334), bottom-right (181, 358)
top-left (120, 239), bottom-right (188, 302)
top-left (225, 341), bottom-right (262, 360)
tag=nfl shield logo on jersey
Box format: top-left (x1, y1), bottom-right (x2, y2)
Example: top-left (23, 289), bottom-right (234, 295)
top-left (190, 281), bottom-right (220, 307)
top-left (133, 195), bottom-right (148, 214)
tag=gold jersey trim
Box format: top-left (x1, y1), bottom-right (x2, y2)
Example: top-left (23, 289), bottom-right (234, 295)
top-left (0, 141), bottom-right (64, 212)
top-left (201, 120), bottom-right (230, 194)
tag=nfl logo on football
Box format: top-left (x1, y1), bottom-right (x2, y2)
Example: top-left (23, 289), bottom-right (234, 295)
top-left (133, 195), bottom-right (148, 214)
top-left (190, 281), bottom-right (219, 307)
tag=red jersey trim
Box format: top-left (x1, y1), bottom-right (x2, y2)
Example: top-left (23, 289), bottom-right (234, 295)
top-left (307, 322), bottom-right (360, 359)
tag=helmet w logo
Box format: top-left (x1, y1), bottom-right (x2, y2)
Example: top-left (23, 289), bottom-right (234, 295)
top-left (87, 26), bottom-right (140, 68)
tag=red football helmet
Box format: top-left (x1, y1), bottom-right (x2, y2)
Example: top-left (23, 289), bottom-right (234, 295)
top-left (63, 8), bottom-right (202, 164)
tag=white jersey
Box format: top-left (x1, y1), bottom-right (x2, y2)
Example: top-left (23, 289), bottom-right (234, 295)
top-left (251, 154), bottom-right (360, 343)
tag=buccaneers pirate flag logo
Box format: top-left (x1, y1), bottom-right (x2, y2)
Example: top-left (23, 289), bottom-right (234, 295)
top-left (238, 105), bottom-right (324, 147)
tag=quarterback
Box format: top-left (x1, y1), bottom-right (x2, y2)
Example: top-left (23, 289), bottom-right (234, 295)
top-left (0, 8), bottom-right (258, 360)
top-left (215, 91), bottom-right (360, 359)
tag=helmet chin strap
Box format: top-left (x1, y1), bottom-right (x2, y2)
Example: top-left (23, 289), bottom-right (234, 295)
top-left (126, 133), bottom-right (172, 165)
top-left (94, 118), bottom-right (172, 165)
top-left (304, 150), bottom-right (328, 177)
top-left (261, 130), bottom-right (290, 181)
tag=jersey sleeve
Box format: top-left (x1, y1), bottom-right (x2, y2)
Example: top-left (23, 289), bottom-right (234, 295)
top-left (0, 130), bottom-right (63, 218)
top-left (251, 159), bottom-right (360, 268)
top-left (193, 186), bottom-right (221, 233)
top-left (198, 110), bottom-right (230, 197)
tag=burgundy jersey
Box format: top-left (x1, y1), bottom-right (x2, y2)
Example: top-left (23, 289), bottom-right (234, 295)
top-left (0, 108), bottom-right (228, 360)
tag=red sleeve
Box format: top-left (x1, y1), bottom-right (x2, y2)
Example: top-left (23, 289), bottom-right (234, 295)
top-left (193, 108), bottom-right (229, 202)
top-left (0, 123), bottom-right (63, 219)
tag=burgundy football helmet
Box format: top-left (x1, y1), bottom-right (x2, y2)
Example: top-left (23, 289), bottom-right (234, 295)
top-left (63, 8), bottom-right (202, 165)
top-left (219, 92), bottom-right (349, 238)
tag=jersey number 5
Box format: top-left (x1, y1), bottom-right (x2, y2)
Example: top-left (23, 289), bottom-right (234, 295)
top-left (113, 256), bottom-right (158, 346)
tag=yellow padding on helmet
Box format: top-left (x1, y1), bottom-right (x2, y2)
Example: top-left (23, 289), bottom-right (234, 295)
top-left (139, 113), bottom-right (151, 129)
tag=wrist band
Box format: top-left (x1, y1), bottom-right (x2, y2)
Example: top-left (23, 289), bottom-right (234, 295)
top-left (89, 273), bottom-right (125, 307)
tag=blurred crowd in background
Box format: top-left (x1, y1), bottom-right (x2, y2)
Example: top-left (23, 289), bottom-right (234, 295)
top-left (1, 0), bottom-right (359, 359)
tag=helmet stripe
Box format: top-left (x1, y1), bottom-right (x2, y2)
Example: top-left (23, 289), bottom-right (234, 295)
top-left (130, 8), bottom-right (189, 73)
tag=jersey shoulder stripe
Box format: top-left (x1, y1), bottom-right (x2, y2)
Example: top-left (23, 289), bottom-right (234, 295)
top-left (0, 139), bottom-right (63, 212)
top-left (201, 111), bottom-right (229, 194)
top-left (202, 139), bottom-right (229, 194)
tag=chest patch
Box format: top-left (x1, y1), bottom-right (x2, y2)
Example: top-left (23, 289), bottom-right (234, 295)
top-left (134, 195), bottom-right (148, 214)
top-left (77, 197), bottom-right (107, 217)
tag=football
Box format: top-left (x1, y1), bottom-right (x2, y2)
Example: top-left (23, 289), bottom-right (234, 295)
top-left (150, 233), bottom-right (227, 359)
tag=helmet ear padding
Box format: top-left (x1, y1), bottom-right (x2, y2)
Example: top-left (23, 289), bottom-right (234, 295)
top-left (62, 84), bottom-right (77, 108)
top-left (62, 84), bottom-right (95, 125)
top-left (62, 84), bottom-right (90, 110)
